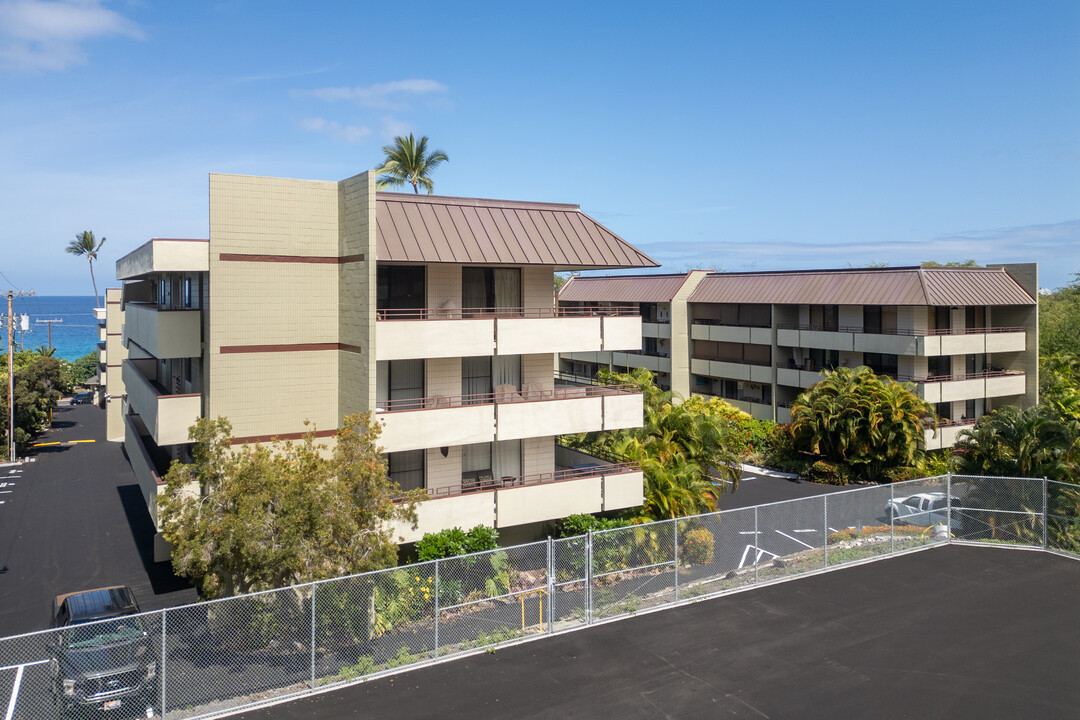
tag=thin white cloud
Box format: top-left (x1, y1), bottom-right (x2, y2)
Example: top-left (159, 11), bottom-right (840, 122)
top-left (0, 0), bottom-right (144, 72)
top-left (295, 79), bottom-right (448, 109)
top-left (300, 116), bottom-right (371, 144)
top-left (379, 115), bottom-right (412, 141)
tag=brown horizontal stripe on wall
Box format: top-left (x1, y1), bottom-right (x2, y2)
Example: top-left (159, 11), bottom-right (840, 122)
top-left (231, 428), bottom-right (338, 445)
top-left (218, 253), bottom-right (365, 264)
top-left (220, 343), bottom-right (340, 354)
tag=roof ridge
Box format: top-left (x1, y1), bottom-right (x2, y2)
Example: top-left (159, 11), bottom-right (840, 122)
top-left (376, 192), bottom-right (580, 212)
top-left (915, 267), bottom-right (931, 305)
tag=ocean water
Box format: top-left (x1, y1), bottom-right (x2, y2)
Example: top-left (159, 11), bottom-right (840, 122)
top-left (9, 295), bottom-right (100, 362)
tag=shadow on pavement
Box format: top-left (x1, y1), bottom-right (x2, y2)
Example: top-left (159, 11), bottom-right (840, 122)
top-left (116, 484), bottom-right (194, 596)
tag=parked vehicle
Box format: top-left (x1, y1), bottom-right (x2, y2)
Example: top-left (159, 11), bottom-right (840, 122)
top-left (70, 392), bottom-right (93, 405)
top-left (50, 586), bottom-right (157, 718)
top-left (885, 492), bottom-right (961, 530)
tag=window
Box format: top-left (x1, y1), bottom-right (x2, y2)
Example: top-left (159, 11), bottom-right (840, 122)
top-left (965, 399), bottom-right (976, 420)
top-left (863, 306), bottom-right (882, 334)
top-left (462, 442), bottom-right (492, 475)
top-left (822, 305), bottom-right (839, 332)
top-left (809, 348), bottom-right (840, 371)
top-left (183, 277), bottom-right (193, 308)
top-left (462, 267), bottom-right (520, 313)
top-left (934, 306), bottom-right (951, 331)
top-left (377, 266), bottom-right (426, 311)
top-left (935, 402), bottom-right (950, 422)
top-left (387, 451), bottom-right (424, 492)
top-left (965, 306), bottom-right (985, 331)
top-left (462, 356), bottom-right (492, 403)
top-left (928, 355), bottom-right (951, 378)
top-left (864, 353), bottom-right (898, 377)
top-left (378, 359), bottom-right (424, 409)
top-left (182, 358), bottom-right (192, 384)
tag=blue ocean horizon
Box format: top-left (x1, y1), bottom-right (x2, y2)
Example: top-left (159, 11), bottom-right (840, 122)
top-left (11, 295), bottom-right (102, 362)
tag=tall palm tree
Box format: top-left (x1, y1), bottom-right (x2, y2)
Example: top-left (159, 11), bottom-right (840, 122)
top-left (66, 231), bottom-right (106, 308)
top-left (34, 346), bottom-right (55, 357)
top-left (373, 134), bottom-right (448, 194)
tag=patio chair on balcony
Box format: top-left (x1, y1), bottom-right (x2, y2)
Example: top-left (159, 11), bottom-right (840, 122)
top-left (495, 383), bottom-right (522, 403)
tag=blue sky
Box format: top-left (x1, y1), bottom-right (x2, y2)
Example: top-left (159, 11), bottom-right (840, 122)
top-left (1, 0), bottom-right (1077, 295)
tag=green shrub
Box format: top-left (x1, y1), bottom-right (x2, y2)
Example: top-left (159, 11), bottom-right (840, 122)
top-left (555, 513), bottom-right (633, 538)
top-left (880, 466), bottom-right (922, 483)
top-left (680, 527), bottom-right (714, 565)
top-left (806, 459), bottom-right (852, 485)
top-left (416, 524), bottom-right (500, 561)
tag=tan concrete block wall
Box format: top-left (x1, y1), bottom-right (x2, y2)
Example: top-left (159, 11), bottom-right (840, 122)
top-left (522, 436), bottom-right (554, 477)
top-left (424, 445), bottom-right (462, 493)
top-left (338, 171), bottom-right (377, 416)
top-left (210, 351), bottom-right (339, 440)
top-left (522, 353), bottom-right (554, 391)
top-left (427, 264), bottom-right (462, 308)
top-left (209, 174), bottom-right (340, 256)
top-left (670, 271), bottom-right (708, 400)
top-left (427, 357), bottom-right (462, 397)
top-left (522, 266), bottom-right (553, 309)
top-left (209, 262), bottom-right (338, 349)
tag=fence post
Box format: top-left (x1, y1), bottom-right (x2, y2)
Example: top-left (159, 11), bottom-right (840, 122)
top-left (586, 530), bottom-right (593, 624)
top-left (890, 483), bottom-right (895, 554)
top-left (547, 536), bottom-right (554, 633)
top-left (434, 560), bottom-right (440, 657)
top-left (310, 584), bottom-right (317, 689)
top-left (753, 506), bottom-right (759, 585)
top-left (1043, 477), bottom-right (1049, 550)
top-left (823, 495), bottom-right (829, 567)
top-left (160, 608), bottom-right (167, 716)
top-left (673, 519), bottom-right (680, 602)
top-left (946, 472), bottom-right (952, 543)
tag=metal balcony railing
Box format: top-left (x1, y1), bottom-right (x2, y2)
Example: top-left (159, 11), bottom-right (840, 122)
top-left (377, 305), bottom-right (639, 320)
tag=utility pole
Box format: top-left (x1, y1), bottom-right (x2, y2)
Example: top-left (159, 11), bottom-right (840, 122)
top-left (35, 319), bottom-right (62, 350)
top-left (6, 290), bottom-right (34, 462)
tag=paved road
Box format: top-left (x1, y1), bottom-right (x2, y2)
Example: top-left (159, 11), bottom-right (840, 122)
top-left (0, 401), bottom-right (196, 637)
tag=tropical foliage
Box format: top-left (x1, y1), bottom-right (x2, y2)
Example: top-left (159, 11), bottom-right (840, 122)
top-left (373, 134), bottom-right (449, 194)
top-left (790, 366), bottom-right (936, 482)
top-left (65, 230), bottom-right (107, 308)
top-left (0, 352), bottom-right (66, 452)
top-left (1040, 353), bottom-right (1080, 421)
top-left (69, 350), bottom-right (99, 386)
top-left (416, 524), bottom-right (500, 561)
top-left (952, 405), bottom-right (1079, 483)
top-left (1040, 272), bottom-right (1080, 357)
top-left (158, 413), bottom-right (424, 599)
top-left (563, 369), bottom-right (742, 521)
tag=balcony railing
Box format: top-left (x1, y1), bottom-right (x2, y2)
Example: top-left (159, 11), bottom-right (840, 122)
top-left (405, 462), bottom-right (640, 501)
top-left (377, 381), bottom-right (638, 413)
top-left (691, 355), bottom-right (772, 368)
top-left (775, 322), bottom-right (1024, 337)
top-left (693, 319), bottom-right (771, 329)
top-left (378, 305), bottom-right (639, 320)
top-left (902, 369), bottom-right (1024, 384)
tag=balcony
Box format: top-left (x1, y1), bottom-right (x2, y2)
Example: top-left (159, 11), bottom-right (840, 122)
top-left (122, 360), bottom-right (202, 446)
top-left (642, 322), bottom-right (672, 339)
top-left (123, 415), bottom-right (166, 528)
top-left (777, 324), bottom-right (1027, 356)
top-left (691, 357), bottom-right (772, 383)
top-left (916, 370), bottom-right (1027, 403)
top-left (375, 306), bottom-right (641, 361)
top-left (691, 322), bottom-right (772, 345)
top-left (376, 382), bottom-right (644, 453)
top-left (116, 238), bottom-right (209, 280)
top-left (124, 302), bottom-right (202, 358)
top-left (93, 307), bottom-right (106, 322)
top-left (924, 420), bottom-right (976, 451)
top-left (389, 462), bottom-right (643, 543)
top-left (608, 351), bottom-right (671, 374)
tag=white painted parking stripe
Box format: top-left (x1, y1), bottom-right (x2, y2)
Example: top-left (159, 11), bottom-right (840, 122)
top-left (792, 529), bottom-right (817, 533)
top-left (738, 544), bottom-right (778, 568)
top-left (4, 665), bottom-right (23, 720)
top-left (737, 531), bottom-right (757, 535)
top-left (775, 530), bottom-right (815, 549)
top-left (0, 660), bottom-right (48, 673)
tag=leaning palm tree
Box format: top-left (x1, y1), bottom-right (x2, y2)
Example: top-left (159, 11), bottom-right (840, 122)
top-left (373, 134), bottom-right (448, 194)
top-left (34, 346), bottom-right (56, 357)
top-left (66, 231), bottom-right (106, 308)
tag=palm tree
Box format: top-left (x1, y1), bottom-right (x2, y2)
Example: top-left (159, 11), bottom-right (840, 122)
top-left (373, 134), bottom-right (448, 194)
top-left (66, 231), bottom-right (106, 308)
top-left (34, 346), bottom-right (55, 357)
top-left (791, 366), bottom-right (935, 481)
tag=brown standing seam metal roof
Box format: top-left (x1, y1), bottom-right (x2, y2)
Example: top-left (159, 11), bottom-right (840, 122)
top-left (558, 274), bottom-right (694, 303)
top-left (686, 267), bottom-right (1036, 306)
top-left (375, 193), bottom-right (658, 269)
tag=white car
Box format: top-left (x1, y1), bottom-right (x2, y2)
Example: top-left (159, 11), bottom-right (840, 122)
top-left (885, 492), bottom-right (961, 530)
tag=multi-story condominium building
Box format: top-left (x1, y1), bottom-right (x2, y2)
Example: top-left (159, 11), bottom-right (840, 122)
top-left (110, 170), bottom-right (655, 558)
top-left (559, 265), bottom-right (1039, 450)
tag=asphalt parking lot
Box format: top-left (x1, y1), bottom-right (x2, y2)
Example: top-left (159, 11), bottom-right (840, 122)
top-left (231, 545), bottom-right (1080, 720)
top-left (0, 401), bottom-right (197, 637)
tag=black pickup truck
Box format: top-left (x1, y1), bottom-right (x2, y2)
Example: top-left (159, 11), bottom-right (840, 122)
top-left (50, 586), bottom-right (158, 718)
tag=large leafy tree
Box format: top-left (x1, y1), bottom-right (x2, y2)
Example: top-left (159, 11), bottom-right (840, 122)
top-left (0, 353), bottom-right (64, 452)
top-left (1040, 272), bottom-right (1080, 357)
top-left (66, 230), bottom-right (107, 308)
top-left (1040, 353), bottom-right (1080, 421)
top-left (158, 413), bottom-right (424, 599)
top-left (373, 134), bottom-right (448, 194)
top-left (566, 369), bottom-right (742, 520)
top-left (790, 366), bottom-right (935, 481)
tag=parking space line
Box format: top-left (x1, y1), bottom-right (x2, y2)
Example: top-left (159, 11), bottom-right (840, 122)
top-left (792, 529), bottom-right (817, 533)
top-left (775, 530), bottom-right (815, 549)
top-left (31, 442), bottom-right (60, 447)
top-left (4, 665), bottom-right (23, 720)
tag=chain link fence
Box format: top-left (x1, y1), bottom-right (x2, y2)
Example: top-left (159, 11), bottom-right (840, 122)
top-left (1, 474), bottom-right (1077, 719)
